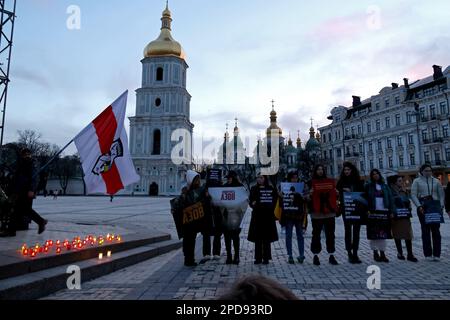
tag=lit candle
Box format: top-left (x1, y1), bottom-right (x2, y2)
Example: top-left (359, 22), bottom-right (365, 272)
top-left (98, 253), bottom-right (103, 260)
top-left (22, 248), bottom-right (28, 256)
top-left (30, 250), bottom-right (36, 258)
top-left (56, 240), bottom-right (61, 246)
top-left (44, 246), bottom-right (49, 253)
top-left (107, 251), bottom-right (112, 257)
top-left (56, 247), bottom-right (62, 254)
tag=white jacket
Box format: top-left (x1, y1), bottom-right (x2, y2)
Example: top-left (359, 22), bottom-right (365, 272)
top-left (410, 175), bottom-right (445, 208)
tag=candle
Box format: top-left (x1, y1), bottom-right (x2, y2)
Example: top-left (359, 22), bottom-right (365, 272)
top-left (56, 247), bottom-right (62, 254)
top-left (107, 251), bottom-right (112, 257)
top-left (44, 246), bottom-right (49, 253)
top-left (98, 253), bottom-right (103, 260)
top-left (56, 240), bottom-right (61, 246)
top-left (30, 250), bottom-right (36, 258)
top-left (22, 248), bottom-right (28, 256)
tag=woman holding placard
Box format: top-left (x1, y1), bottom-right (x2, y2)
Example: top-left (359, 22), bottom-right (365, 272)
top-left (364, 169), bottom-right (394, 263)
top-left (248, 172), bottom-right (278, 265)
top-left (336, 162), bottom-right (365, 264)
top-left (387, 175), bottom-right (418, 262)
top-left (410, 164), bottom-right (445, 261)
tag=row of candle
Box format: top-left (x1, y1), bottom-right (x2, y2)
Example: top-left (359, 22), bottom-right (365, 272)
top-left (20, 234), bottom-right (122, 258)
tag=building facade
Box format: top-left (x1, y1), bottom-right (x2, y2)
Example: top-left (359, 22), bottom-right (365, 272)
top-left (319, 65), bottom-right (450, 186)
top-left (129, 4), bottom-right (193, 195)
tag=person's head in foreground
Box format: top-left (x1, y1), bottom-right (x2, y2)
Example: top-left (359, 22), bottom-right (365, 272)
top-left (218, 274), bottom-right (299, 300)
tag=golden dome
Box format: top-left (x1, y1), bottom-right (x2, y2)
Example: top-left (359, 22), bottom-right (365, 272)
top-left (144, 4), bottom-right (186, 60)
top-left (266, 106), bottom-right (282, 136)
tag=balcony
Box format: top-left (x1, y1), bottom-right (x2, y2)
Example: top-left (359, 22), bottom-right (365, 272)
top-left (424, 137), bottom-right (444, 144)
top-left (344, 134), bottom-right (362, 141)
top-left (345, 152), bottom-right (360, 158)
top-left (421, 116), bottom-right (439, 123)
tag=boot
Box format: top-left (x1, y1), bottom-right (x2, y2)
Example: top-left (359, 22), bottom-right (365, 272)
top-left (373, 250), bottom-right (381, 262)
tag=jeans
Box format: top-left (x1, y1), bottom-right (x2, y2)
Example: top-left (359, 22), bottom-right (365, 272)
top-left (311, 217), bottom-right (335, 255)
top-left (285, 220), bottom-right (304, 258)
top-left (344, 220), bottom-right (361, 254)
top-left (419, 214), bottom-right (441, 257)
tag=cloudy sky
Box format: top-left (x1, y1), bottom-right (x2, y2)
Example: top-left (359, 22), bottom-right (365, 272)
top-left (4, 0), bottom-right (450, 160)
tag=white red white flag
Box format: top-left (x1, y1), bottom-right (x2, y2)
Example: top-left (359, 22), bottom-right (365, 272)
top-left (74, 91), bottom-right (139, 195)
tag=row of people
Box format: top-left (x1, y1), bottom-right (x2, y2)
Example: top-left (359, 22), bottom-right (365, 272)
top-left (175, 163), bottom-right (448, 266)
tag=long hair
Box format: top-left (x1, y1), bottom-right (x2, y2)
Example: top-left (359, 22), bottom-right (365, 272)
top-left (312, 164), bottom-right (327, 179)
top-left (338, 162), bottom-right (361, 184)
top-left (369, 169), bottom-right (384, 184)
top-left (217, 274), bottom-right (299, 301)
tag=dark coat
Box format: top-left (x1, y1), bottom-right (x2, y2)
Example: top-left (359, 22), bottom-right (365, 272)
top-left (364, 181), bottom-right (395, 213)
top-left (247, 184), bottom-right (278, 243)
top-left (336, 178), bottom-right (365, 221)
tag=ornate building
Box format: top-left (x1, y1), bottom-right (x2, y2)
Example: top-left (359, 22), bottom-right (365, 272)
top-left (129, 4), bottom-right (193, 195)
top-left (319, 64), bottom-right (450, 186)
top-left (216, 102), bottom-right (321, 182)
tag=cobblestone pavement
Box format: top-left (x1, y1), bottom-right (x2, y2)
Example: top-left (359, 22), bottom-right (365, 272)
top-left (41, 198), bottom-right (450, 300)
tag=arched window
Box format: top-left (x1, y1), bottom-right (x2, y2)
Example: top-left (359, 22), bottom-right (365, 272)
top-left (155, 98), bottom-right (161, 107)
top-left (156, 67), bottom-right (163, 81)
top-left (152, 129), bottom-right (161, 155)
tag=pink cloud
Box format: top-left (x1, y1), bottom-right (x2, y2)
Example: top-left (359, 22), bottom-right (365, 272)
top-left (311, 12), bottom-right (367, 42)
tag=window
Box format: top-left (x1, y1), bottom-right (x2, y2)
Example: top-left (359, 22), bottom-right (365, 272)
top-left (345, 128), bottom-right (350, 137)
top-left (395, 96), bottom-right (400, 105)
top-left (435, 151), bottom-right (441, 162)
top-left (399, 156), bottom-right (404, 167)
top-left (376, 103), bottom-right (380, 111)
top-left (424, 88), bottom-right (434, 97)
top-left (443, 125), bottom-right (449, 138)
top-left (408, 134), bottom-right (414, 144)
top-left (424, 152), bottom-right (430, 163)
top-left (397, 136), bottom-right (403, 147)
top-left (360, 161), bottom-right (364, 172)
top-left (152, 129), bottom-right (161, 155)
top-left (370, 160), bottom-right (374, 169)
top-left (351, 127), bottom-right (355, 135)
top-left (422, 130), bottom-right (428, 141)
top-left (329, 150), bottom-right (333, 159)
top-left (367, 122), bottom-right (372, 133)
top-left (323, 135), bottom-right (326, 143)
top-left (432, 127), bottom-right (438, 140)
top-left (406, 111), bottom-right (412, 124)
top-left (328, 133), bottom-right (332, 142)
top-left (323, 151), bottom-right (327, 160)
top-left (410, 153), bottom-right (416, 166)
top-left (379, 158), bottom-right (384, 169)
top-left (446, 149), bottom-right (450, 161)
top-left (387, 138), bottom-right (392, 149)
top-left (352, 145), bottom-right (357, 154)
top-left (385, 117), bottom-right (390, 129)
top-left (358, 125), bottom-right (362, 135)
top-left (155, 98), bottom-right (161, 107)
top-left (377, 140), bottom-right (382, 150)
top-left (368, 142), bottom-right (373, 152)
top-left (388, 157), bottom-right (393, 168)
top-left (440, 101), bottom-right (448, 115)
top-left (430, 105), bottom-right (436, 118)
top-left (337, 148), bottom-right (342, 157)
top-left (395, 114), bottom-right (401, 126)
top-left (385, 98), bottom-right (390, 108)
top-left (376, 120), bottom-right (381, 131)
top-left (335, 132), bottom-right (338, 140)
top-left (156, 67), bottom-right (164, 81)
top-left (359, 143), bottom-right (363, 153)
top-left (420, 107), bottom-right (426, 120)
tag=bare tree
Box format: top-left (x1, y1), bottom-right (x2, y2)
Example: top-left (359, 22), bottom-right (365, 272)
top-left (53, 155), bottom-right (81, 195)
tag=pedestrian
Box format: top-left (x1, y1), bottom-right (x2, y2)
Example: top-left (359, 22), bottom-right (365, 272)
top-left (308, 165), bottom-right (338, 266)
top-left (280, 170), bottom-right (306, 264)
top-left (110, 195), bottom-right (114, 202)
top-left (410, 164), bottom-right (445, 261)
top-left (180, 170), bottom-right (211, 267)
top-left (4, 147), bottom-right (47, 237)
top-left (53, 189), bottom-right (58, 200)
top-left (248, 172), bottom-right (278, 265)
top-left (222, 171), bottom-right (246, 265)
top-left (387, 175), bottom-right (418, 262)
top-left (336, 162), bottom-right (365, 264)
top-left (364, 169), bottom-right (393, 263)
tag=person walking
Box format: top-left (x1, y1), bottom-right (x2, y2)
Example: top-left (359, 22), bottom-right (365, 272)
top-left (6, 147), bottom-right (47, 237)
top-left (280, 171), bottom-right (306, 264)
top-left (410, 164), bottom-right (445, 261)
top-left (308, 165), bottom-right (338, 266)
top-left (248, 172), bottom-right (278, 265)
top-left (388, 175), bottom-right (418, 262)
top-left (364, 169), bottom-right (394, 263)
top-left (336, 162), bottom-right (365, 264)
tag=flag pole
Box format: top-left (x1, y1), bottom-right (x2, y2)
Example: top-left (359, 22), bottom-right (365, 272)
top-left (33, 139), bottom-right (74, 178)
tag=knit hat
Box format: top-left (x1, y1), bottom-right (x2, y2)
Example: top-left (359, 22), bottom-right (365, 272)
top-left (186, 170), bottom-right (200, 187)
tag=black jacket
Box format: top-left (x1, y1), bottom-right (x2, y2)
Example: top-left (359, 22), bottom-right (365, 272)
top-left (247, 184), bottom-right (278, 243)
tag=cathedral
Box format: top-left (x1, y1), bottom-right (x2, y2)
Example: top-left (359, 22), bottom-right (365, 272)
top-left (129, 4), bottom-right (193, 196)
top-left (216, 102), bottom-right (322, 180)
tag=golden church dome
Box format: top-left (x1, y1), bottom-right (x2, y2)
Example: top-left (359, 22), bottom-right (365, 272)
top-left (144, 4), bottom-right (186, 60)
